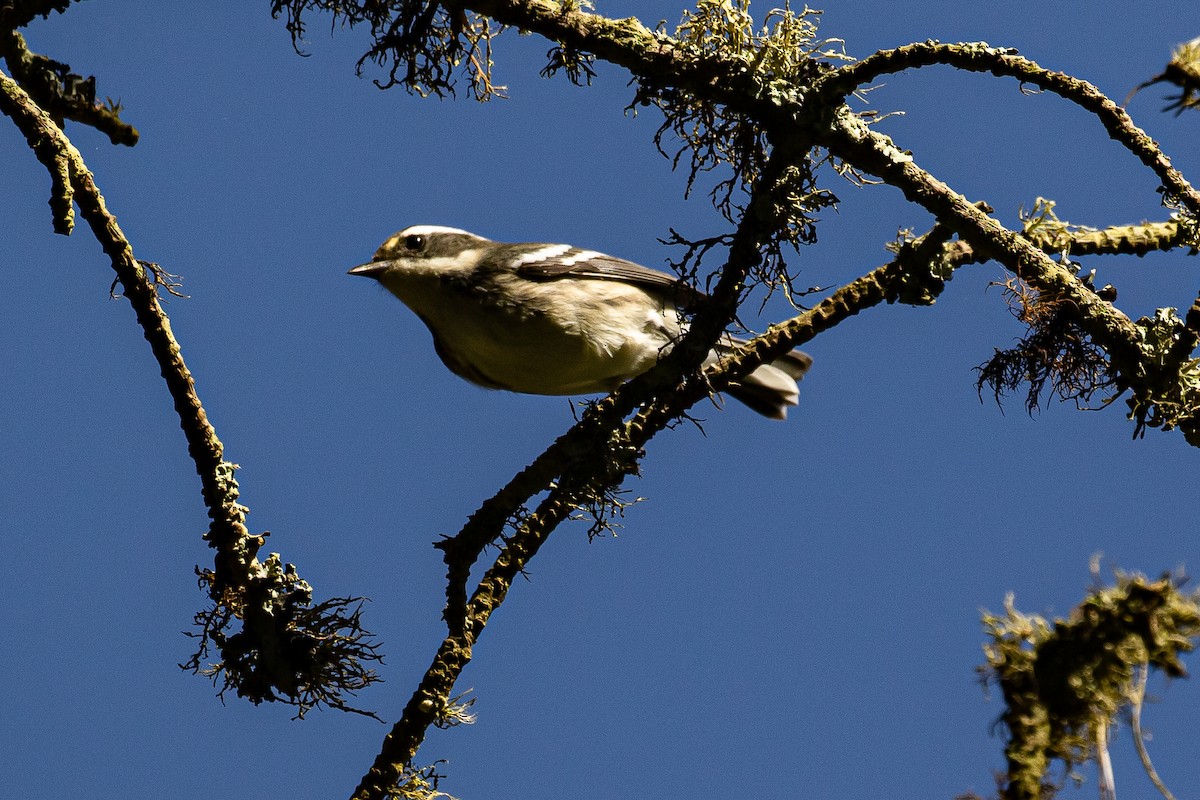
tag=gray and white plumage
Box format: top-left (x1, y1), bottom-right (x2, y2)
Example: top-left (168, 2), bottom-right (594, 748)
top-left (348, 225), bottom-right (812, 419)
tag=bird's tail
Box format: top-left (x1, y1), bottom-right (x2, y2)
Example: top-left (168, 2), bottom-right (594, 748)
top-left (714, 338), bottom-right (813, 420)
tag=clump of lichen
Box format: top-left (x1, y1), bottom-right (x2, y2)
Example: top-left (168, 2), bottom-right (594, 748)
top-left (976, 272), bottom-right (1116, 414)
top-left (1126, 305), bottom-right (1200, 442)
top-left (980, 573), bottom-right (1200, 800)
top-left (185, 552), bottom-right (384, 720)
top-left (632, 1), bottom-right (848, 297)
top-left (270, 0), bottom-right (502, 99)
top-left (1126, 36), bottom-right (1200, 115)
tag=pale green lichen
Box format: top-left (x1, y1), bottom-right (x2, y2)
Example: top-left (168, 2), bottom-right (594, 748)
top-left (981, 573), bottom-right (1200, 799)
top-left (392, 760), bottom-right (459, 800)
top-left (634, 1), bottom-right (849, 296)
top-left (884, 226), bottom-right (959, 305)
top-left (1127, 36), bottom-right (1200, 115)
top-left (1126, 306), bottom-right (1200, 441)
top-left (434, 691), bottom-right (478, 729)
top-left (270, 0), bottom-right (504, 100)
top-left (1019, 197), bottom-right (1098, 253)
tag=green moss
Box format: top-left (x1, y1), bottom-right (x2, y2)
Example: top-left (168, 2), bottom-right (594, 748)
top-left (981, 574), bottom-right (1200, 799)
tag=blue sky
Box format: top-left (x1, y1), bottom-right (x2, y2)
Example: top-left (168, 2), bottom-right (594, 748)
top-left (2, 2), bottom-right (1198, 798)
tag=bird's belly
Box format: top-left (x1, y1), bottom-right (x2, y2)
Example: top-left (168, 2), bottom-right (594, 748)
top-left (408, 285), bottom-right (672, 395)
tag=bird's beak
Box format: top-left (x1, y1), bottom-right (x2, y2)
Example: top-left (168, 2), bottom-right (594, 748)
top-left (348, 261), bottom-right (390, 278)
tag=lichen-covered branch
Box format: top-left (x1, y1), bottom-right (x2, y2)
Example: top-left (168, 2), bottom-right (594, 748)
top-left (825, 107), bottom-right (1143, 355)
top-left (981, 574), bottom-right (1200, 800)
top-left (815, 40), bottom-right (1200, 227)
top-left (1, 64), bottom-right (379, 719)
top-left (919, 219), bottom-right (1187, 272)
top-left (1024, 218), bottom-right (1189, 258)
top-left (823, 107), bottom-right (1200, 443)
top-left (255, 3), bottom-right (1200, 797)
top-left (964, 202), bottom-right (1193, 418)
top-left (0, 29), bottom-right (138, 145)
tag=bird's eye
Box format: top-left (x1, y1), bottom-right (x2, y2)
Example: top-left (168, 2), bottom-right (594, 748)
top-left (404, 234), bottom-right (425, 251)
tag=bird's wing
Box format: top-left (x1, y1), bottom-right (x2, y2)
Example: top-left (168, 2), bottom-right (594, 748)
top-left (513, 248), bottom-right (703, 304)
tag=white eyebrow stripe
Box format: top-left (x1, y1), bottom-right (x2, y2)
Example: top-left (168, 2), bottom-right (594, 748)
top-left (510, 244), bottom-right (572, 265)
top-left (397, 225), bottom-right (480, 238)
top-left (402, 250), bottom-right (484, 277)
top-left (558, 249), bottom-right (605, 266)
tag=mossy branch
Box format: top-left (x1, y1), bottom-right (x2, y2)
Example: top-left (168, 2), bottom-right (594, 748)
top-left (0, 64), bottom-right (379, 720)
top-left (0, 29), bottom-right (138, 145)
top-left (815, 40), bottom-right (1200, 228)
top-left (982, 574), bottom-right (1200, 800)
top-left (823, 108), bottom-right (1200, 443)
top-left (257, 3), bottom-right (1200, 796)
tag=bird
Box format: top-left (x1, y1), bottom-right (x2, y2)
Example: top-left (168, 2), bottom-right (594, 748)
top-left (348, 225), bottom-right (812, 419)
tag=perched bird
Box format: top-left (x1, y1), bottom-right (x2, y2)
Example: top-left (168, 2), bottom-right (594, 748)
top-left (348, 225), bottom-right (812, 419)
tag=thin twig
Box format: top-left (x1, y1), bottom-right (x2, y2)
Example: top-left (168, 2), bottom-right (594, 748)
top-left (1130, 662), bottom-right (1178, 800)
top-left (1097, 722), bottom-right (1117, 800)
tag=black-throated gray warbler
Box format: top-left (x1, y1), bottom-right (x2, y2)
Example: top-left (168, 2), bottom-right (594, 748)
top-left (348, 225), bottom-right (812, 419)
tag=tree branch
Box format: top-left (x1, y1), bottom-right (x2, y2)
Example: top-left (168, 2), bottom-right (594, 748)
top-left (280, 3), bottom-right (1200, 795)
top-left (0, 29), bottom-right (138, 145)
top-left (815, 41), bottom-right (1200, 223)
top-left (822, 107), bottom-right (1200, 441)
top-left (1, 64), bottom-right (379, 720)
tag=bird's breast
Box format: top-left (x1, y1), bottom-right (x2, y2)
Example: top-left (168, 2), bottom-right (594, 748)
top-left (380, 272), bottom-right (680, 395)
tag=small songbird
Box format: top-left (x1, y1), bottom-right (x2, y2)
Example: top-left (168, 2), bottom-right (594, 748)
top-left (348, 226), bottom-right (812, 419)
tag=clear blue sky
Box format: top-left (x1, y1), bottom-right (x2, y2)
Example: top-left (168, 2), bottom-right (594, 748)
top-left (2, 2), bottom-right (1197, 798)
